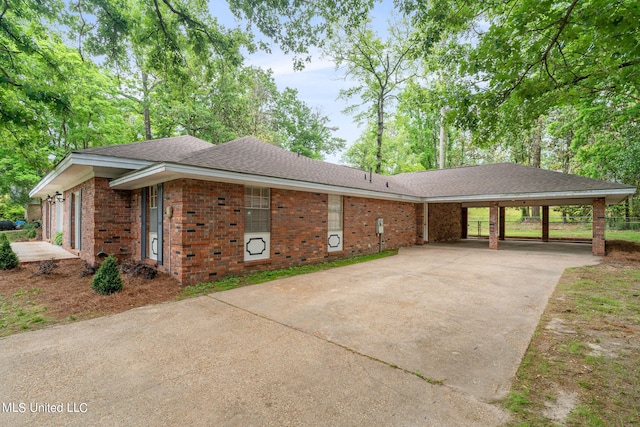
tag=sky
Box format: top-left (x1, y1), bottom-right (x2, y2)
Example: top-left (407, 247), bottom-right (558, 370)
top-left (209, 1), bottom-right (396, 164)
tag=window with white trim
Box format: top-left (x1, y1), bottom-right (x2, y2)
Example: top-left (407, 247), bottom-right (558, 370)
top-left (327, 194), bottom-right (343, 252)
top-left (244, 186), bottom-right (270, 261)
top-left (244, 187), bottom-right (270, 232)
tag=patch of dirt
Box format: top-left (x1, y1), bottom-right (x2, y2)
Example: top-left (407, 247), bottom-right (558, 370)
top-left (542, 386), bottom-right (578, 424)
top-left (0, 259), bottom-right (182, 327)
top-left (606, 239), bottom-right (640, 262)
top-left (505, 244), bottom-right (640, 425)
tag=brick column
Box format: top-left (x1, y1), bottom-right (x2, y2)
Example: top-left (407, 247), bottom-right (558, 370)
top-left (592, 198), bottom-right (606, 256)
top-left (461, 207), bottom-right (468, 239)
top-left (415, 203), bottom-right (425, 244)
top-left (499, 206), bottom-right (505, 240)
top-left (489, 201), bottom-right (499, 250)
top-left (542, 206), bottom-right (549, 242)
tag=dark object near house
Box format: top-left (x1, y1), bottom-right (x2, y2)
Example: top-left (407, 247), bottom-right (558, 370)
top-left (80, 261), bottom-right (98, 277)
top-left (36, 259), bottom-right (58, 275)
top-left (0, 220), bottom-right (15, 231)
top-left (119, 259), bottom-right (158, 280)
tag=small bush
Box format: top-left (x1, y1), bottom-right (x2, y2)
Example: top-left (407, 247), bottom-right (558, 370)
top-left (0, 233), bottom-right (19, 270)
top-left (119, 259), bottom-right (158, 280)
top-left (91, 255), bottom-right (123, 295)
top-left (27, 229), bottom-right (36, 239)
top-left (79, 261), bottom-right (98, 277)
top-left (53, 232), bottom-right (63, 246)
top-left (35, 259), bottom-right (58, 275)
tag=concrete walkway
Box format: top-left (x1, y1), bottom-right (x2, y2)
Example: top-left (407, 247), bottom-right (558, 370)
top-left (0, 241), bottom-right (598, 426)
top-left (10, 241), bottom-right (78, 263)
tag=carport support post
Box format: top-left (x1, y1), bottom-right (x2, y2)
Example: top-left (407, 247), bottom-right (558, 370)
top-left (592, 198), bottom-right (606, 256)
top-left (489, 202), bottom-right (499, 250)
top-left (499, 207), bottom-right (505, 240)
top-left (542, 206), bottom-right (549, 242)
top-left (461, 207), bottom-right (468, 239)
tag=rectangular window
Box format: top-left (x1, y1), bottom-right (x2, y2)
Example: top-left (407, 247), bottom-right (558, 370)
top-left (244, 186), bottom-right (270, 232)
top-left (328, 194), bottom-right (342, 231)
top-left (244, 186), bottom-right (271, 261)
top-left (327, 194), bottom-right (343, 252)
top-left (149, 185), bottom-right (157, 208)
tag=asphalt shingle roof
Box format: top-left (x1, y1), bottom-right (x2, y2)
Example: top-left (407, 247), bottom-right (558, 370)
top-left (76, 135), bottom-right (635, 199)
top-left (393, 163), bottom-right (633, 198)
top-left (176, 137), bottom-right (411, 196)
top-left (76, 135), bottom-right (213, 162)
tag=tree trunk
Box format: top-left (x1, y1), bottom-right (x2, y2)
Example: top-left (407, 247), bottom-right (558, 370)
top-left (375, 96), bottom-right (384, 174)
top-left (142, 72), bottom-right (152, 140)
top-left (531, 116), bottom-right (543, 218)
top-left (439, 106), bottom-right (446, 169)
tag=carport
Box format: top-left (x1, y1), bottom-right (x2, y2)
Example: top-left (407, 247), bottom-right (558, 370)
top-left (462, 197), bottom-right (608, 255)
top-left (408, 163), bottom-right (637, 256)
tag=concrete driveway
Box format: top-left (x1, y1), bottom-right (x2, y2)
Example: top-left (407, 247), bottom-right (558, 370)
top-left (0, 241), bottom-right (597, 426)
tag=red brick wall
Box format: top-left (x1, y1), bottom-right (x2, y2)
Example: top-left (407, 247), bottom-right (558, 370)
top-left (428, 203), bottom-right (462, 242)
top-left (92, 177), bottom-right (133, 260)
top-left (592, 198), bottom-right (606, 256)
top-left (130, 188), bottom-right (143, 260)
top-left (42, 200), bottom-right (52, 242)
top-left (342, 196), bottom-right (417, 256)
top-left (48, 176), bottom-right (428, 286)
top-left (160, 179), bottom-right (245, 285)
top-left (141, 181), bottom-right (419, 286)
top-left (415, 203), bottom-right (425, 244)
top-left (61, 179), bottom-right (96, 262)
top-left (271, 190), bottom-right (327, 266)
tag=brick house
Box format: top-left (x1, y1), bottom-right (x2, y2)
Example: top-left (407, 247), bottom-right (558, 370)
top-left (30, 136), bottom-right (636, 285)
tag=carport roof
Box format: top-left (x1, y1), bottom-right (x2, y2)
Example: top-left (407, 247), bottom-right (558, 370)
top-left (393, 163), bottom-right (636, 205)
top-left (32, 135), bottom-right (636, 205)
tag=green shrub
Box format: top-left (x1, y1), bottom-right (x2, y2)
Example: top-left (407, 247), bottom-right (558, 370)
top-left (53, 232), bottom-right (63, 245)
top-left (0, 233), bottom-right (19, 270)
top-left (27, 229), bottom-right (36, 239)
top-left (91, 255), bottom-right (123, 295)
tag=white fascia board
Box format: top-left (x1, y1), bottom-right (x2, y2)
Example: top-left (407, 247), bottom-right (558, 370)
top-left (110, 163), bottom-right (423, 202)
top-left (29, 153), bottom-right (151, 198)
top-left (424, 188), bottom-right (636, 204)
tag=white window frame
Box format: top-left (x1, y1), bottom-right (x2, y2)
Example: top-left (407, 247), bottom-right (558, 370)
top-left (244, 186), bottom-right (270, 261)
top-left (327, 194), bottom-right (343, 252)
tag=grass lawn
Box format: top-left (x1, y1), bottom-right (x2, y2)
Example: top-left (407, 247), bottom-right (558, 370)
top-left (0, 229), bottom-right (32, 242)
top-left (502, 249), bottom-right (640, 426)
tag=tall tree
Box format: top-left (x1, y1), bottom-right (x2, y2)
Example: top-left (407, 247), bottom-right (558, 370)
top-left (271, 88), bottom-right (345, 159)
top-left (325, 18), bottom-right (417, 173)
top-left (69, 0), bottom-right (249, 140)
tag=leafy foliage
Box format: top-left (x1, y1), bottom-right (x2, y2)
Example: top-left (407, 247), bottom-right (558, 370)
top-left (91, 255), bottom-right (123, 295)
top-left (325, 17), bottom-right (417, 172)
top-left (0, 233), bottom-right (19, 270)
